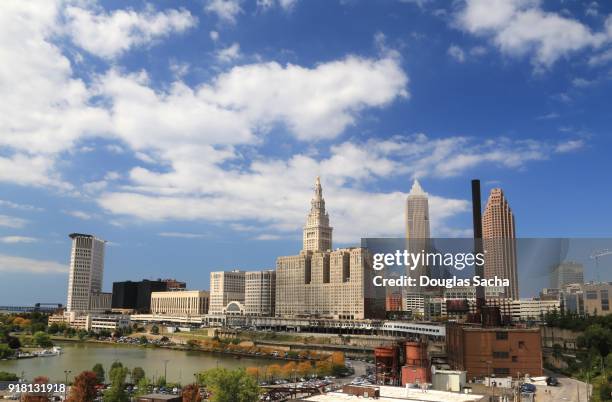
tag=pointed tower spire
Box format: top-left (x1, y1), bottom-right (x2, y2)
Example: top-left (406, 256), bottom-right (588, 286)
top-left (303, 176), bottom-right (333, 252)
top-left (409, 179), bottom-right (426, 196)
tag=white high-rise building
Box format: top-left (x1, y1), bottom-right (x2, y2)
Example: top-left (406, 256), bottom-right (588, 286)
top-left (404, 180), bottom-right (431, 300)
top-left (66, 233), bottom-right (106, 312)
top-left (303, 176), bottom-right (333, 252)
top-left (405, 179), bottom-right (430, 240)
top-left (245, 270), bottom-right (276, 316)
top-left (209, 270), bottom-right (245, 314)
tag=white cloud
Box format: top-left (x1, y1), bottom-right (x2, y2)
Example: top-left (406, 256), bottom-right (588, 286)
top-left (588, 48), bottom-right (612, 66)
top-left (216, 43), bottom-right (241, 63)
top-left (0, 253), bottom-right (67, 274)
top-left (448, 44), bottom-right (466, 62)
top-left (0, 236), bottom-right (38, 244)
top-left (0, 200), bottom-right (43, 212)
top-left (158, 232), bottom-right (208, 239)
top-left (455, 0), bottom-right (612, 69)
top-left (555, 139), bottom-right (584, 153)
top-left (96, 134), bottom-right (580, 242)
top-left (0, 215), bottom-right (27, 229)
top-left (210, 30), bottom-right (220, 41)
top-left (257, 0), bottom-right (299, 11)
top-left (64, 210), bottom-right (93, 220)
top-left (536, 112), bottom-right (559, 120)
top-left (205, 0), bottom-right (242, 23)
top-left (64, 4), bottom-right (197, 59)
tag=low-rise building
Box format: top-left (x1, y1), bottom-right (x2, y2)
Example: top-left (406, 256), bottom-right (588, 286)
top-left (150, 290), bottom-right (210, 316)
top-left (446, 324), bottom-right (543, 379)
top-left (583, 282), bottom-right (611, 315)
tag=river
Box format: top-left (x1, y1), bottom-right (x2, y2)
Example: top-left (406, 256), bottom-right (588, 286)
top-left (0, 342), bottom-right (276, 384)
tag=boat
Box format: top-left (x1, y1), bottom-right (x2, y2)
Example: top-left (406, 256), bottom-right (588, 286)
top-left (34, 346), bottom-right (62, 357)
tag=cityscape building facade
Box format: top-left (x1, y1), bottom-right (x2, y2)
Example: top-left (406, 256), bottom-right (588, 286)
top-left (551, 261), bottom-right (584, 289)
top-left (245, 270), bottom-right (276, 316)
top-left (209, 270), bottom-right (245, 314)
top-left (66, 233), bottom-right (106, 312)
top-left (150, 290), bottom-right (210, 316)
top-left (276, 177), bottom-right (385, 319)
top-left (482, 189), bottom-right (519, 300)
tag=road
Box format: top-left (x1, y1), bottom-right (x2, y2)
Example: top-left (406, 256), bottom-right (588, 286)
top-left (532, 371), bottom-right (592, 402)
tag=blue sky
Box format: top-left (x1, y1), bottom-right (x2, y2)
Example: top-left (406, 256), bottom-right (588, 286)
top-left (1, 0), bottom-right (612, 304)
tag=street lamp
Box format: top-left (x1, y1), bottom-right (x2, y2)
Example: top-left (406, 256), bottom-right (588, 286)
top-left (163, 360), bottom-right (170, 383)
top-left (63, 370), bottom-right (71, 400)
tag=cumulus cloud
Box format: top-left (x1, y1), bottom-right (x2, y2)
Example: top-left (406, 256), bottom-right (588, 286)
top-left (96, 134), bottom-right (581, 242)
top-left (0, 253), bottom-right (67, 274)
top-left (64, 5), bottom-right (197, 59)
top-left (216, 43), bottom-right (241, 63)
top-left (454, 0), bottom-right (612, 69)
top-left (448, 44), bottom-right (466, 62)
top-left (205, 0), bottom-right (242, 23)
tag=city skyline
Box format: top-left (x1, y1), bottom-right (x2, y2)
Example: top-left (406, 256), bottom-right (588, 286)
top-left (1, 0), bottom-right (612, 304)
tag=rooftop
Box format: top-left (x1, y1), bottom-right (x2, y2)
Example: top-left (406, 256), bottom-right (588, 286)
top-left (304, 385), bottom-right (485, 402)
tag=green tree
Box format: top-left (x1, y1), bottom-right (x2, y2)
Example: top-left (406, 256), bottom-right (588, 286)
top-left (104, 365), bottom-right (129, 402)
top-left (139, 335), bottom-right (148, 345)
top-left (577, 324), bottom-right (612, 358)
top-left (151, 325), bottom-right (159, 335)
top-left (0, 371), bottom-right (18, 381)
top-left (7, 336), bottom-right (20, 349)
top-left (92, 363), bottom-right (105, 384)
top-left (0, 344), bottom-right (15, 359)
top-left (201, 368), bottom-right (260, 402)
top-left (77, 329), bottom-right (88, 340)
top-left (33, 331), bottom-right (53, 347)
top-left (132, 367), bottom-right (145, 383)
top-left (110, 361), bottom-right (124, 371)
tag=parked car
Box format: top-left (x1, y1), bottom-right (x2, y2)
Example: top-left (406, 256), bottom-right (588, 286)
top-left (520, 383), bottom-right (537, 393)
top-left (546, 377), bottom-right (559, 386)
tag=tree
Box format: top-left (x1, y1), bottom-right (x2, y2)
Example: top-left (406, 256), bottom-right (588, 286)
top-left (0, 371), bottom-right (18, 381)
top-left (92, 363), bottom-right (105, 384)
top-left (104, 365), bottom-right (129, 402)
top-left (7, 336), bottom-right (20, 349)
top-left (201, 368), bottom-right (260, 402)
top-left (0, 344), bottom-right (15, 359)
top-left (139, 335), bottom-right (148, 345)
top-left (135, 377), bottom-right (151, 396)
top-left (67, 371), bottom-right (98, 402)
top-left (110, 361), bottom-right (123, 371)
top-left (577, 324), bottom-right (612, 358)
top-left (182, 383), bottom-right (202, 402)
top-left (77, 329), bottom-right (88, 340)
top-left (33, 331), bottom-right (53, 347)
top-left (151, 325), bottom-right (160, 335)
top-left (132, 367), bottom-right (145, 384)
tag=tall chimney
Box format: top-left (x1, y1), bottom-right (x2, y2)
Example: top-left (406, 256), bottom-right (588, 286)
top-left (471, 180), bottom-right (485, 311)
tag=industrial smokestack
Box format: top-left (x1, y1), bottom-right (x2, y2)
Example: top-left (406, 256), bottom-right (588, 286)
top-left (471, 179), bottom-right (486, 312)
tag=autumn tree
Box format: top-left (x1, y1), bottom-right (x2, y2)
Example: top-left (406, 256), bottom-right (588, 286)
top-left (181, 383), bottom-right (202, 402)
top-left (67, 371), bottom-right (98, 402)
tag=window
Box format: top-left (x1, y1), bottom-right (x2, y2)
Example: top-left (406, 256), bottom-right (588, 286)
top-left (493, 351), bottom-right (509, 358)
top-left (586, 291), bottom-right (598, 300)
top-left (493, 368), bottom-right (510, 375)
top-left (496, 331), bottom-right (508, 340)
top-left (518, 341), bottom-right (525, 348)
top-left (512, 356), bottom-right (518, 362)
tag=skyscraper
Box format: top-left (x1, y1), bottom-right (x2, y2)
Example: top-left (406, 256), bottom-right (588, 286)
top-left (276, 177), bottom-right (385, 319)
top-left (66, 233), bottom-right (106, 312)
top-left (303, 176), bottom-right (333, 252)
top-left (405, 179), bottom-right (430, 240)
top-left (404, 180), bottom-right (431, 301)
top-left (551, 261), bottom-right (584, 288)
top-left (482, 189), bottom-right (519, 300)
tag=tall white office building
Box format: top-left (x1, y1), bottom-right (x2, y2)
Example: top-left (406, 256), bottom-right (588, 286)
top-left (404, 179), bottom-right (431, 300)
top-left (66, 233), bottom-right (106, 312)
top-left (209, 270), bottom-right (245, 314)
top-left (551, 261), bottom-right (584, 288)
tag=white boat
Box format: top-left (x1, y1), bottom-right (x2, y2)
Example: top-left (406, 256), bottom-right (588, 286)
top-left (34, 346), bottom-right (62, 357)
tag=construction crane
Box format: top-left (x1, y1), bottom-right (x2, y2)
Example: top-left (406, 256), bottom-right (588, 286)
top-left (590, 249), bottom-right (612, 281)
